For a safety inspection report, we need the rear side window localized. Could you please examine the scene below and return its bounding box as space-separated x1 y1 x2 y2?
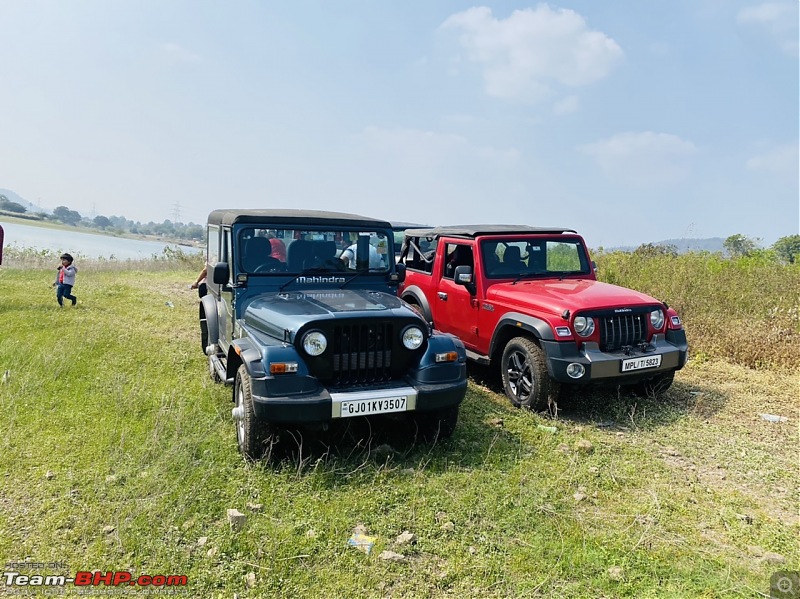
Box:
403 237 436 274
208 225 220 265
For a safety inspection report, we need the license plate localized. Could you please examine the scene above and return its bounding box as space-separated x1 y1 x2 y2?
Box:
331 387 417 418
339 396 407 418
621 354 662 372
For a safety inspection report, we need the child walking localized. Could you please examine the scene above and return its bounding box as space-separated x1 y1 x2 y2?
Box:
53 253 78 306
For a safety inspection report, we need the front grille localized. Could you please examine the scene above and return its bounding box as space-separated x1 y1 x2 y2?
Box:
331 323 393 386
599 313 647 351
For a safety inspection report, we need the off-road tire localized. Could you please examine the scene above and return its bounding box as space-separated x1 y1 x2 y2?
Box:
414 405 459 442
501 336 559 412
208 353 222 384
234 365 275 460
637 371 675 397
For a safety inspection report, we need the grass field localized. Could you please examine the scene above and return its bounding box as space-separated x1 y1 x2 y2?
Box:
0 255 797 598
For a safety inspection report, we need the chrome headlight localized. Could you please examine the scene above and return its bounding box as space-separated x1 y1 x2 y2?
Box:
650 309 665 330
573 316 595 337
401 326 424 350
302 331 327 356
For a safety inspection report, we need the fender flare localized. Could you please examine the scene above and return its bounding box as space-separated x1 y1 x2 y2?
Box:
226 337 267 384
489 312 555 359
200 295 219 352
400 285 433 323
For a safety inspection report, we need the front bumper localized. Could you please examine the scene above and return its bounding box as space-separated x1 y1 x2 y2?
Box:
540 330 689 385
249 377 467 424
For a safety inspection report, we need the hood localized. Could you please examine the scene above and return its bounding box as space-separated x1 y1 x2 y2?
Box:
487 278 661 316
243 289 411 341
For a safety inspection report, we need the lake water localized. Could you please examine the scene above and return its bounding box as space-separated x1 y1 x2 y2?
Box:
0 219 202 260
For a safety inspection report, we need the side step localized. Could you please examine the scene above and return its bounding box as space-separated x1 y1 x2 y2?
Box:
209 353 234 385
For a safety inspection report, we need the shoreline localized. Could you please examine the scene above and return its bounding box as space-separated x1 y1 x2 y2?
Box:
0 214 200 249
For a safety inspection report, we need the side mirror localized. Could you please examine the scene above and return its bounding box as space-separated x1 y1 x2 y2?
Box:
454 265 476 295
390 262 407 284
453 265 473 285
212 262 230 285
592 260 598 275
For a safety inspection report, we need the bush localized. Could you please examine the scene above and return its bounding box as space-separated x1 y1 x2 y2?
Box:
595 251 800 369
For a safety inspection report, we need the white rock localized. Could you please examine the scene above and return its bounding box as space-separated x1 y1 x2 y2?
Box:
379 550 405 562
395 531 417 545
227 509 247 531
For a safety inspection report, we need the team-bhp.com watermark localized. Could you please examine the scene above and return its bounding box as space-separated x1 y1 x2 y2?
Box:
3 562 188 595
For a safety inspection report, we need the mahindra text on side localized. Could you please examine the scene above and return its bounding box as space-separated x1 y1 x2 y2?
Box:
398 226 688 411
198 210 467 459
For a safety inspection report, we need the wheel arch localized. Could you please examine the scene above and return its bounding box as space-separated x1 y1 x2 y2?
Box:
489 313 554 363
400 285 433 323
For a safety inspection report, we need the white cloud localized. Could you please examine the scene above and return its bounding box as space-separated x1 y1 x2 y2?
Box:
161 42 200 63
440 4 623 103
579 132 698 186
358 126 520 168
746 142 799 175
553 95 579 115
736 2 799 56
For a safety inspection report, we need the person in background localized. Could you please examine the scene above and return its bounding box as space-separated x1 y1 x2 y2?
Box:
265 231 286 262
340 237 382 270
191 265 208 298
53 252 78 306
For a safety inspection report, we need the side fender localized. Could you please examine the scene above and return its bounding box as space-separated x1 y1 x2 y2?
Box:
400 285 433 323
489 312 555 358
228 337 265 380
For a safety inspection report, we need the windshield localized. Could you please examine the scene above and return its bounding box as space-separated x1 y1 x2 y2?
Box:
481 237 590 279
237 227 391 275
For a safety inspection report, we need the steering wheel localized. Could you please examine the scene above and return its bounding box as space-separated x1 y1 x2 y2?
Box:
253 257 283 273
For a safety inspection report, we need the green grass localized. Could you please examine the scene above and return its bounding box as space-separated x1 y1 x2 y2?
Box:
595 250 800 369
0 261 797 598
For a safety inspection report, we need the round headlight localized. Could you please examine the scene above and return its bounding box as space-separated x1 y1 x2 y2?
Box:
573 316 595 337
650 309 665 330
302 331 327 356
401 326 425 350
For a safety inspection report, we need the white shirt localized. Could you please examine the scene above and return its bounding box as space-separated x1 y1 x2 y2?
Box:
341 242 383 270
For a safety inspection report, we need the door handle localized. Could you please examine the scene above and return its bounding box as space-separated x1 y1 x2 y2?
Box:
437 292 448 300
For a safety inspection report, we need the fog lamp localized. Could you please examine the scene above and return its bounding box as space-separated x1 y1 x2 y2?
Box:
566 363 585 379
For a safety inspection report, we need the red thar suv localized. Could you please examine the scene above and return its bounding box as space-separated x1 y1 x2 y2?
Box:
398 226 688 411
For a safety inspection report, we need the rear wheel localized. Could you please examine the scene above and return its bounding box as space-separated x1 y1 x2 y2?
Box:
208 353 222 383
501 336 559 412
232 365 275 460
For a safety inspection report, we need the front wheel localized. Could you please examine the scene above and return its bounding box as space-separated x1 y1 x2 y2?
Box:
500 336 558 412
637 371 675 397
232 365 275 460
413 405 459 441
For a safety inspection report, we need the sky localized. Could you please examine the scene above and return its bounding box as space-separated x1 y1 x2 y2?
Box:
0 1 797 248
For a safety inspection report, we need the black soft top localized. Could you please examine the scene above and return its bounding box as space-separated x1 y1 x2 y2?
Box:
404 225 578 239
207 209 392 229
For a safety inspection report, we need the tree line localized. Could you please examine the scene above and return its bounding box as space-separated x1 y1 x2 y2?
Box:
0 195 203 242
1 194 798 260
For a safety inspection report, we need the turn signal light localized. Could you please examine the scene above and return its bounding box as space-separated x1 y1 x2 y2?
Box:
270 362 298 374
435 352 458 363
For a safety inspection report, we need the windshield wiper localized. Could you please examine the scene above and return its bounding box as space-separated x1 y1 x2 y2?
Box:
339 272 364 289
511 272 542 285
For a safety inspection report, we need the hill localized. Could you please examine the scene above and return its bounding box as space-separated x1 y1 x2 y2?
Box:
0 188 46 214
603 237 726 254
